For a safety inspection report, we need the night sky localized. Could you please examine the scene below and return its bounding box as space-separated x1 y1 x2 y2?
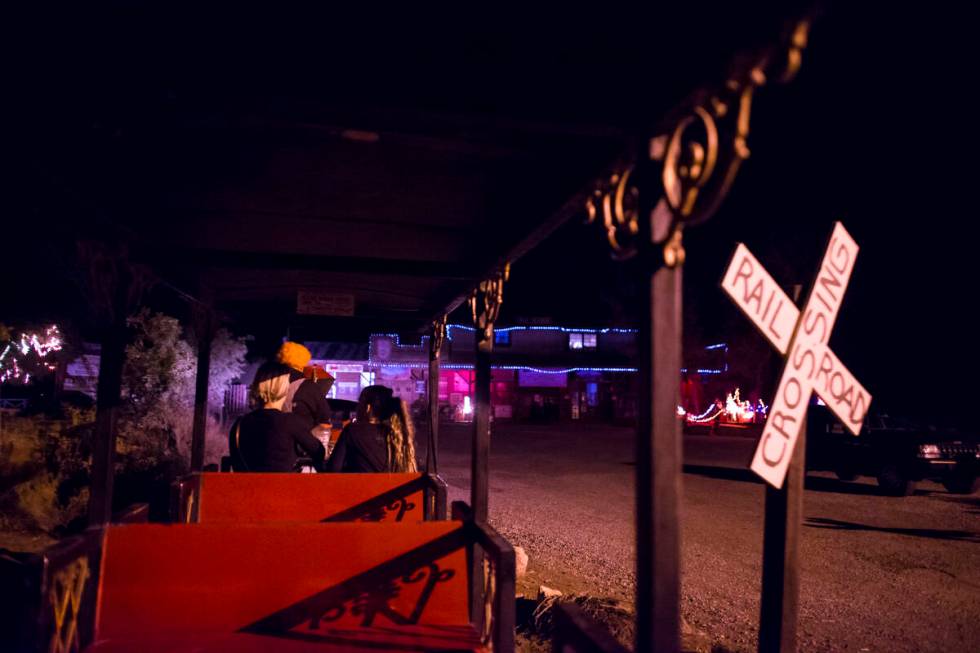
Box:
4 4 975 427
502 4 977 427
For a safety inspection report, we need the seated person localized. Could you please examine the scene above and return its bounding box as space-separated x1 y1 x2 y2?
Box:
326 385 418 473
228 362 326 472
276 341 334 430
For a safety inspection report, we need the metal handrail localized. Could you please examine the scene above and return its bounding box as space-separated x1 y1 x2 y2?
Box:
452 500 516 653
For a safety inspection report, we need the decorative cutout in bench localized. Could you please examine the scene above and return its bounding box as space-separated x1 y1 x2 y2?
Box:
321 479 425 522
240 526 469 646
49 556 89 653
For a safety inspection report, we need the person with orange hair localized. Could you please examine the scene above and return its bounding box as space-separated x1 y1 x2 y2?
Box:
277 341 334 433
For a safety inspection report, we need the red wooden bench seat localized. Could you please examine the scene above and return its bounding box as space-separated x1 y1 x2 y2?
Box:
92 522 477 650
98 523 468 633
83 625 484 652
31 514 514 652
30 503 513 652
172 472 447 524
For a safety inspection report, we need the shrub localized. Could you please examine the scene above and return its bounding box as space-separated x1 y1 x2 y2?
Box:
1 311 248 538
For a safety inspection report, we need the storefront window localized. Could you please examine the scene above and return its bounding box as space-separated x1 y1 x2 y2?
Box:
568 332 597 350
335 382 361 401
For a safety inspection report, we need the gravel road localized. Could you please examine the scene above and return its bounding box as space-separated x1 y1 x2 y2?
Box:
430 422 980 652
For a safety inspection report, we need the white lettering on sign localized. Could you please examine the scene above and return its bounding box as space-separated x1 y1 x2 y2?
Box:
811 345 871 435
722 244 800 355
721 222 872 489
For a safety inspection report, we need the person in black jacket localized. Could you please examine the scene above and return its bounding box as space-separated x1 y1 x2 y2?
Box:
326 385 418 473
276 341 333 430
228 362 325 472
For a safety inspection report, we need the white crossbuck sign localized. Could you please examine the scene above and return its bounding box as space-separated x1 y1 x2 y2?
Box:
721 222 872 489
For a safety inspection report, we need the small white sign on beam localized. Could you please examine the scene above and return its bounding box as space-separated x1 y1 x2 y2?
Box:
296 291 355 317
722 222 872 489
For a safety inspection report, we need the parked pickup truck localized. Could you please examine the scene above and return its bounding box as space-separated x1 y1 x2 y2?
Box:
806 405 980 496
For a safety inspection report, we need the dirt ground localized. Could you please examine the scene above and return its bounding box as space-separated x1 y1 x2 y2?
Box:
433 422 980 653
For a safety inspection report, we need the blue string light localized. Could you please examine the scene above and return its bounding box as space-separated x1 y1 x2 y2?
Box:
372 333 427 349
366 326 728 375
446 325 637 335
368 361 638 374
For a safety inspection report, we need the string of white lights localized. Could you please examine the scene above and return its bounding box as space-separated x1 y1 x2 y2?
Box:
0 325 63 384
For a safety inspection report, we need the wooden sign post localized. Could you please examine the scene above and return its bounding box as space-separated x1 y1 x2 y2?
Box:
721 222 872 652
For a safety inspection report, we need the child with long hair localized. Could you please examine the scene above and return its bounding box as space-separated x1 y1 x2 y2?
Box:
326 385 418 473
382 397 418 473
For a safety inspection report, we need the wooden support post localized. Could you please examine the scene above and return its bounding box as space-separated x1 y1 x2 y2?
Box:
759 429 805 653
636 259 683 653
190 311 213 472
190 335 211 471
88 294 129 526
757 283 804 653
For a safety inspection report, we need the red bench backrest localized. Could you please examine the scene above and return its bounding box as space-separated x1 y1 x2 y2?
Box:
96 522 470 640
185 473 427 523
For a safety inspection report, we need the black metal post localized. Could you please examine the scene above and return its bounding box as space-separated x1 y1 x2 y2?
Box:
190 311 213 472
472 329 492 523
426 320 444 475
636 257 683 653
468 275 502 635
468 272 504 523
628 157 685 651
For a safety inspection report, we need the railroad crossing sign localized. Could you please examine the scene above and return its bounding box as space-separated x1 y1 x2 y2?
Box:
722 222 872 488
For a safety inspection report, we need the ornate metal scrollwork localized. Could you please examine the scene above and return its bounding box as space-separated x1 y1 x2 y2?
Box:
430 314 448 360
469 265 509 342
585 166 640 261
772 20 811 84
49 556 90 653
588 18 812 267
355 497 417 522
185 489 195 524
309 562 455 629
480 556 497 646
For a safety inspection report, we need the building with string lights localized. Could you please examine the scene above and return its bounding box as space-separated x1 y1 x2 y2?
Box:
57 324 752 426
304 325 735 424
